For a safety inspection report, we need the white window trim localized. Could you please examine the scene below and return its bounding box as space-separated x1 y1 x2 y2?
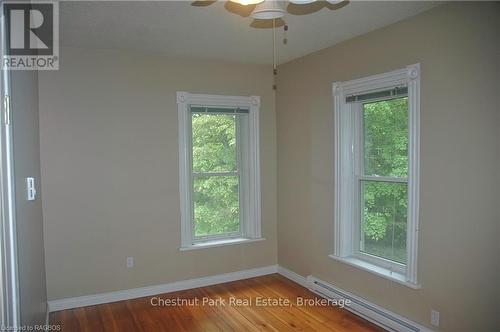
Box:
177 91 262 250
331 64 421 288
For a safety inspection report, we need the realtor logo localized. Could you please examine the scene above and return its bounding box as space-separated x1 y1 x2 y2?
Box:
2 1 59 70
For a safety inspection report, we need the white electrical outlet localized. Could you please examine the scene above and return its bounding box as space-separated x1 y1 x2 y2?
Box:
126 257 134 268
431 309 440 327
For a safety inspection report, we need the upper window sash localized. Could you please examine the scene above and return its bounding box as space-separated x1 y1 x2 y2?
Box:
332 64 421 287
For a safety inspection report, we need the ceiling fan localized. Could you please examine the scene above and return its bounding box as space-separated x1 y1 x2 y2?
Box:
192 0 347 21
191 0 348 89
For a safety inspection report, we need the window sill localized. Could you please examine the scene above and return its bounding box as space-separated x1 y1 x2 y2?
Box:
180 237 265 251
329 255 421 289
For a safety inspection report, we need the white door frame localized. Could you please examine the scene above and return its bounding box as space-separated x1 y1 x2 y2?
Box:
0 6 20 329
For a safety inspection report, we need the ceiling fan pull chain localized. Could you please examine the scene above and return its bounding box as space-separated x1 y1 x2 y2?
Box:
283 24 288 45
272 18 277 90
273 18 277 72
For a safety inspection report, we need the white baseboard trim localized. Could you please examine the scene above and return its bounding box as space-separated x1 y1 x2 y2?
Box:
277 265 308 287
48 264 278 312
277 266 433 332
308 275 433 332
48 263 432 332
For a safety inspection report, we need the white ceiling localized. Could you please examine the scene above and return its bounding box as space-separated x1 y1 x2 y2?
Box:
60 1 439 65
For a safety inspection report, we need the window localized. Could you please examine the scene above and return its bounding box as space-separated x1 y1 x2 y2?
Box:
331 65 420 288
177 92 262 250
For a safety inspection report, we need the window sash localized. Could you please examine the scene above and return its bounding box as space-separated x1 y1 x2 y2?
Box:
352 100 409 271
189 112 245 242
354 178 408 274
191 174 242 242
357 175 407 183
353 250 406 274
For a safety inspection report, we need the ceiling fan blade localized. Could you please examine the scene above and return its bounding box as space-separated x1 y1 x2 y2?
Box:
224 1 256 17
191 0 217 7
325 0 349 10
286 0 348 14
250 18 286 29
286 1 326 15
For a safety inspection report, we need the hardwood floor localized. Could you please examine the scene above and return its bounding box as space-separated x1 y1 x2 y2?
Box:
50 274 385 332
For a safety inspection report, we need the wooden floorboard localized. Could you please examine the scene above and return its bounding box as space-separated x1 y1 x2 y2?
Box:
50 274 385 332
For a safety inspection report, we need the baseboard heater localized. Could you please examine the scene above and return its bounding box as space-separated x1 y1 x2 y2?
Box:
306 276 433 332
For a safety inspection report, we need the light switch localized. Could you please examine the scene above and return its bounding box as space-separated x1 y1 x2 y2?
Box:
26 177 36 201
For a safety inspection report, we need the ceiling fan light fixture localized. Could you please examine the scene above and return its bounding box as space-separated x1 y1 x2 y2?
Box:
230 0 264 5
251 0 286 19
326 0 343 4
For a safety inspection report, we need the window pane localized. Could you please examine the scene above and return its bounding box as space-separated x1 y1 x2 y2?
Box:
192 113 237 173
361 181 407 264
363 97 408 177
193 175 240 237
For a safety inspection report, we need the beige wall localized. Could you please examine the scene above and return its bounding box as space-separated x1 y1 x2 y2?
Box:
38 3 500 331
276 3 499 332
38 48 277 300
12 71 47 325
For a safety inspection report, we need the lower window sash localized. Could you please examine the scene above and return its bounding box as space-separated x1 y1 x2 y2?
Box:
353 251 406 275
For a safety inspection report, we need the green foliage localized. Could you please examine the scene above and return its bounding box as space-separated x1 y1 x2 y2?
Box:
363 97 408 177
192 113 240 237
361 98 408 263
194 176 239 237
192 114 236 173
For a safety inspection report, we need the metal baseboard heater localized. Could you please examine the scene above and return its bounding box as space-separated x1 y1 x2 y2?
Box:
306 276 433 332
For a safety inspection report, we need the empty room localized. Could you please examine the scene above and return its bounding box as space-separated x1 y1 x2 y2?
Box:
0 1 499 331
